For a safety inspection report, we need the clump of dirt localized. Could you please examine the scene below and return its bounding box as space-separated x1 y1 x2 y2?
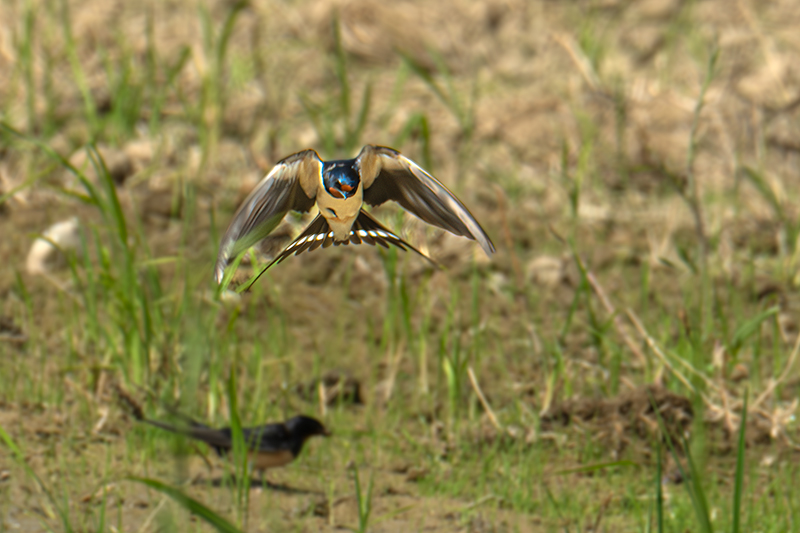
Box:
113 382 145 421
541 385 694 456
704 398 800 453
0 316 26 345
297 371 364 406
539 384 798 460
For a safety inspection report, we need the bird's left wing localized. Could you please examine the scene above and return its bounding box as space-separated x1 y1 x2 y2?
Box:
214 150 322 283
358 145 495 256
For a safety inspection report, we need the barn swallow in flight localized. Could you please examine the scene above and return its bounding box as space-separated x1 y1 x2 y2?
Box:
141 413 329 479
214 145 495 285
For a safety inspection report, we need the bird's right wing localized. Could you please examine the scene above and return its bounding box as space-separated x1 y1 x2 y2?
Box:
214 149 322 283
358 145 495 256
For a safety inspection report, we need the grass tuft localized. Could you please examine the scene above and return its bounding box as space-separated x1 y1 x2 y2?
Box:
128 477 245 533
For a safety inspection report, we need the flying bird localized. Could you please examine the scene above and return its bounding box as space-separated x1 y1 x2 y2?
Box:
214 144 495 284
140 413 330 478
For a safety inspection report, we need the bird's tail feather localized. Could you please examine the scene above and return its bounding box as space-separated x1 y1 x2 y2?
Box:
346 210 435 265
161 406 213 430
240 210 437 290
142 419 233 453
272 210 435 265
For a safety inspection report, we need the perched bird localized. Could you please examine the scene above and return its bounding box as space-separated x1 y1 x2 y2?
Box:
215 144 495 284
140 413 330 479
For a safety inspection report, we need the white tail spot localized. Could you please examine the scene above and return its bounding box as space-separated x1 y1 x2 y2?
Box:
368 230 378 238
316 233 325 241
358 230 368 237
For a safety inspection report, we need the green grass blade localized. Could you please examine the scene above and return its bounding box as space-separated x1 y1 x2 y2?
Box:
348 463 374 533
149 45 191 133
554 460 639 475
0 122 102 207
655 440 663 533
233 254 275 293
332 11 351 130
682 435 713 532
127 477 245 533
20 3 37 133
740 167 784 222
541 482 570 533
227 366 250 520
215 252 247 294
59 0 99 136
393 113 432 169
299 92 334 154
350 81 372 151
729 306 779 358
647 390 712 533
401 51 453 111
732 391 748 533
0 425 73 532
215 1 249 80
87 144 129 245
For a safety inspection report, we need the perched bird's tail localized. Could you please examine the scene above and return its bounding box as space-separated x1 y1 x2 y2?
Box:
115 385 232 455
140 419 233 456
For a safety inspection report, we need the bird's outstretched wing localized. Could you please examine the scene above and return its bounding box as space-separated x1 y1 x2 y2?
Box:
214 149 322 283
358 145 495 256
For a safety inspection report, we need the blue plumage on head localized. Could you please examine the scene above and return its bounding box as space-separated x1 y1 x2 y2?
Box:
322 161 360 198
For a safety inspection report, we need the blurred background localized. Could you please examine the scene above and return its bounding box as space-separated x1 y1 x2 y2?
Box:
1 0 799 531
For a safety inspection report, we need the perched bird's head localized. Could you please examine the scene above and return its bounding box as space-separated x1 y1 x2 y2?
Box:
322 161 360 199
286 415 331 439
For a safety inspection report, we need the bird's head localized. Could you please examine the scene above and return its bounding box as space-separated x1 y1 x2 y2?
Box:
286 415 331 439
322 161 360 199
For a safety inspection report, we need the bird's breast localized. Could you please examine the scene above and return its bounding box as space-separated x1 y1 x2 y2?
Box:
248 449 295 471
316 183 363 241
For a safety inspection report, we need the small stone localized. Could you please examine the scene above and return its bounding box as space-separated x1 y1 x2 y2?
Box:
26 217 82 275
526 255 563 287
219 290 242 306
729 364 749 383
123 139 155 170
69 146 135 186
102 150 134 185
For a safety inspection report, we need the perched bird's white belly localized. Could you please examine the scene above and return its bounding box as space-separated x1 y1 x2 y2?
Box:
316 184 364 241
